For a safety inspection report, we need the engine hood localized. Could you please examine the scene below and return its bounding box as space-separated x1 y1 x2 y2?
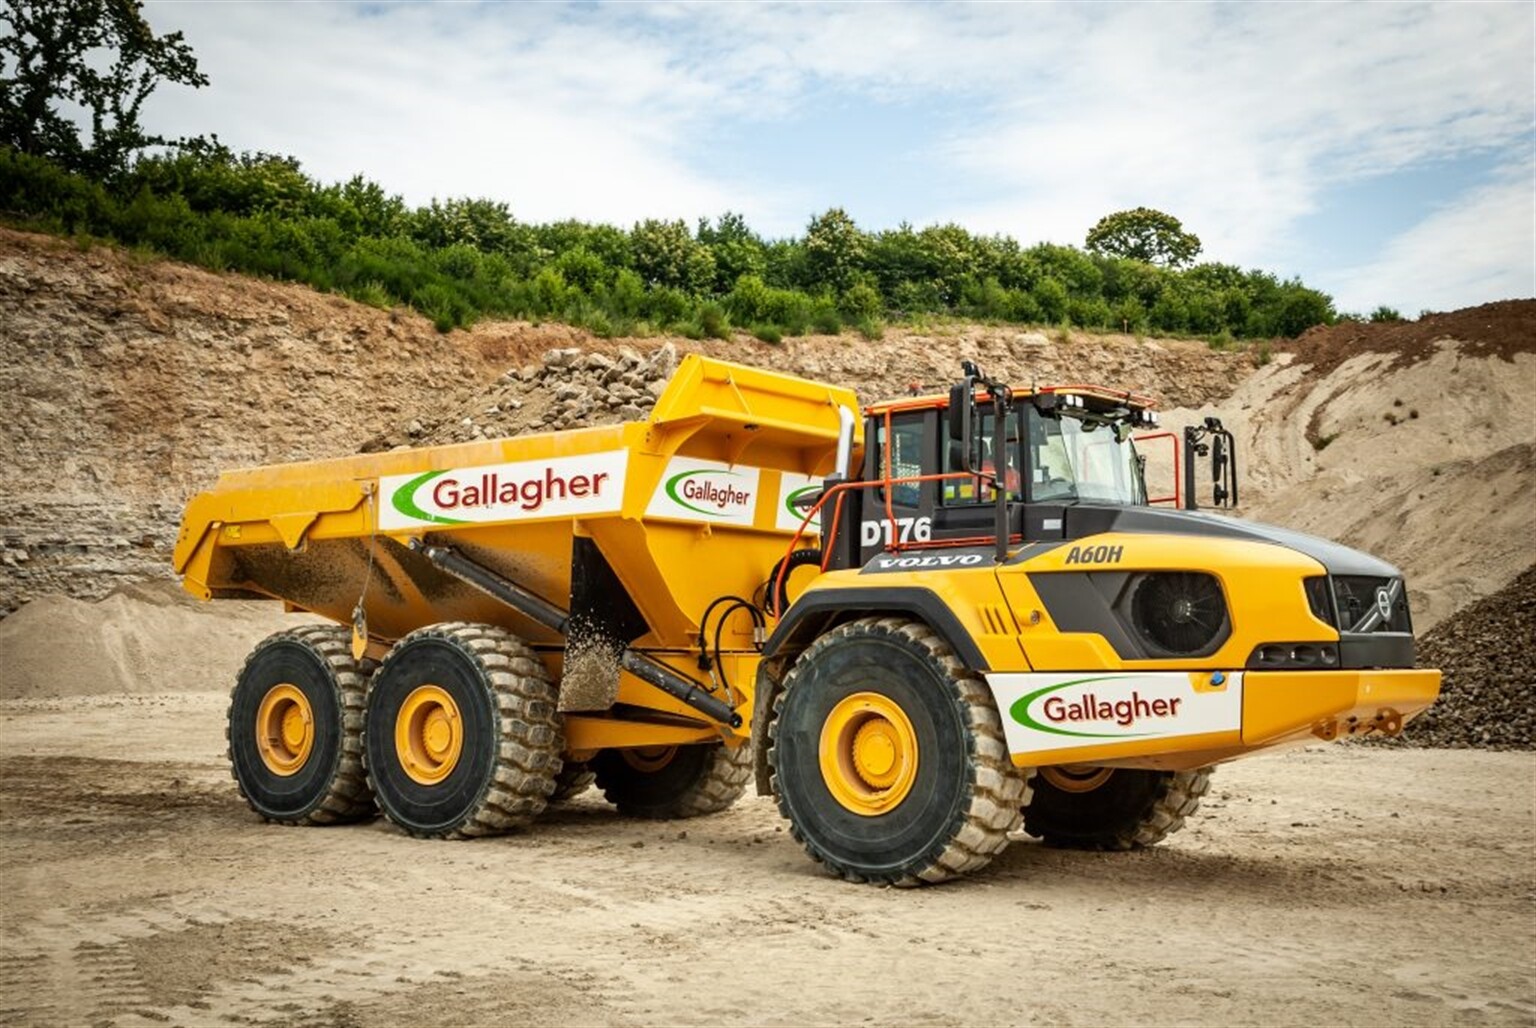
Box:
1058 504 1402 579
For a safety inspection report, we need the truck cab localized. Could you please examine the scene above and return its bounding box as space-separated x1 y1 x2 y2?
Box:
821 374 1165 571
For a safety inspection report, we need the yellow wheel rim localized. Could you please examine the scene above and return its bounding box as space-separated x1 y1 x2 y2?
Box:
819 692 919 816
396 685 464 785
621 746 677 773
255 684 314 776
1041 765 1115 794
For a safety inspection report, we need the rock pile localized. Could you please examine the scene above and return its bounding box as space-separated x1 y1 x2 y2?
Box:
365 343 678 449
1394 564 1535 750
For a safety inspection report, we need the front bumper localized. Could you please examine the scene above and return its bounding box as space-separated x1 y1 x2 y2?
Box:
987 667 1443 770
1242 667 1442 746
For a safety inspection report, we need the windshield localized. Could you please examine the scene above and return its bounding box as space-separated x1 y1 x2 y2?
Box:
1027 408 1146 505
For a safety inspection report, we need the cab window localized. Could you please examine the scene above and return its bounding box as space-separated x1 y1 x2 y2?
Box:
874 414 925 507
941 409 1023 505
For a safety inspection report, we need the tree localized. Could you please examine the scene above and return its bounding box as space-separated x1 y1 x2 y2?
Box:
802 207 867 293
630 218 714 293
1 0 208 178
1085 207 1202 268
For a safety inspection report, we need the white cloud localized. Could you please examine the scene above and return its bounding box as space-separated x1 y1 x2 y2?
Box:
924 2 1533 269
133 1 1533 309
1327 157 1536 315
142 2 759 225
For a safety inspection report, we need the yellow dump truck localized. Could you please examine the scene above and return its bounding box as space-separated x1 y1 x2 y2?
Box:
176 355 1440 885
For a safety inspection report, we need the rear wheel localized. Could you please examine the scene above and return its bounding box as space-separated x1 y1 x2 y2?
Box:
592 743 750 819
767 617 1029 886
549 761 596 804
1022 765 1213 850
364 622 561 838
226 625 374 825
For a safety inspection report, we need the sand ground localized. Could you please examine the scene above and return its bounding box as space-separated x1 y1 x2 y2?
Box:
1 693 1531 1027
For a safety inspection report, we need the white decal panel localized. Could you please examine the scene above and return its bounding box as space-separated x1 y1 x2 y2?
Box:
646 457 762 527
379 451 628 530
776 472 823 533
984 672 1243 757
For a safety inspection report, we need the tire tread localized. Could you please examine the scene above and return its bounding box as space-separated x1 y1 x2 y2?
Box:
364 621 561 840
226 624 375 826
766 616 1032 886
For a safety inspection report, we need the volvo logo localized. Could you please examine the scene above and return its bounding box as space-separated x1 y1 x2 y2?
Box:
1375 586 1394 622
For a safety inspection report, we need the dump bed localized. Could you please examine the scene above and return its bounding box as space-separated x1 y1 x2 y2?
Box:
176 356 861 654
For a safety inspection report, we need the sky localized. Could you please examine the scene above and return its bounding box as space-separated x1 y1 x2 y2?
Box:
138 1 1534 317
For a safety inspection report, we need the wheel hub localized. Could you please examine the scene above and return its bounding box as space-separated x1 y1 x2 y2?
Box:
820 692 919 816
620 745 677 774
396 685 463 785
255 683 314 776
1040 764 1115 793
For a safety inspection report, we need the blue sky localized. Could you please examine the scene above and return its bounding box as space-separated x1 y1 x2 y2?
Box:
141 1 1533 316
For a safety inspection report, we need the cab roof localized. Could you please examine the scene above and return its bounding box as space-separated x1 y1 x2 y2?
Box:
865 382 1159 417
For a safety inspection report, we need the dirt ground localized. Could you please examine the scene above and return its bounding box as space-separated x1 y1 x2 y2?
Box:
1 694 1530 1027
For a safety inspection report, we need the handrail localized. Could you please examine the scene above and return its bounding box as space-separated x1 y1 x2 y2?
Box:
771 468 979 618
1134 430 1182 507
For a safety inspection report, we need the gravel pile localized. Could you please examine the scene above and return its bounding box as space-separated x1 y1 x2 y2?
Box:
1395 564 1535 749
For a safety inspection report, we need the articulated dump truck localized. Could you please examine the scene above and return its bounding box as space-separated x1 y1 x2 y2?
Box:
176 355 1440 885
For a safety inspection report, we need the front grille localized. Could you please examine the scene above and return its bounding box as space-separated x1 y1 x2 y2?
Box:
1331 575 1412 634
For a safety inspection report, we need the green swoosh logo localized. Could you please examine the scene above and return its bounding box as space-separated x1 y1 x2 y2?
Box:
784 484 819 521
665 469 741 518
1010 675 1155 738
391 469 466 526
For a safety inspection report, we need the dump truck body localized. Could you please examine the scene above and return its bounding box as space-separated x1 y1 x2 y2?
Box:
178 356 856 750
180 354 1440 885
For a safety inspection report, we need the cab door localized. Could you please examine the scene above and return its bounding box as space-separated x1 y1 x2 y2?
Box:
856 409 935 565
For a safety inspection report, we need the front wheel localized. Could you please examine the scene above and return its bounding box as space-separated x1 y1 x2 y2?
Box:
1022 765 1213 850
767 616 1030 886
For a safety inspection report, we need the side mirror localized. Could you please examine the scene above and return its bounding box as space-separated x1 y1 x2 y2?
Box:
947 382 969 442
947 439 968 473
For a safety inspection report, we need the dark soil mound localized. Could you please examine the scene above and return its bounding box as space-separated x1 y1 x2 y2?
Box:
1284 299 1536 374
1398 564 1536 749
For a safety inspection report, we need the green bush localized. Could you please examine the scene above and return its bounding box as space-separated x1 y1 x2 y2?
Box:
809 297 842 335
751 324 783 344
644 286 692 329
699 300 731 340
839 281 883 321
0 147 1345 342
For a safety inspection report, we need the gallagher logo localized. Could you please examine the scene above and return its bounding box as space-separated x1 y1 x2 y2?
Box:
1010 675 1183 738
774 472 823 533
665 470 753 517
648 459 762 526
783 484 820 522
378 452 628 530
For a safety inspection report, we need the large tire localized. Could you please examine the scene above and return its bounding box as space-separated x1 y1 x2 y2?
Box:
767 616 1030 886
226 624 374 825
1022 765 1213 850
363 622 561 839
592 743 750 819
549 761 596 804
